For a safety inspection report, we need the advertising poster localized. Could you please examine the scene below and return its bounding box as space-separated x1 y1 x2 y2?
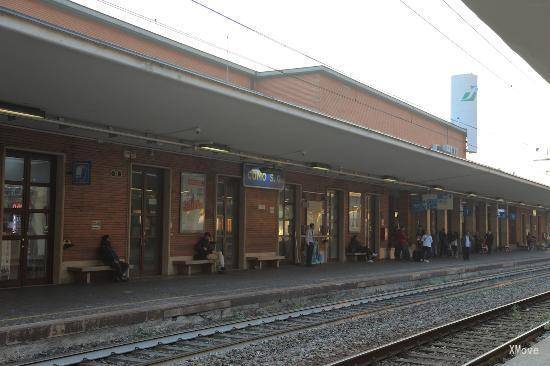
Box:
180 173 206 233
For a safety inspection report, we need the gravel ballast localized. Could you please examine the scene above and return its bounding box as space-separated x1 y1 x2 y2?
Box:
176 274 550 366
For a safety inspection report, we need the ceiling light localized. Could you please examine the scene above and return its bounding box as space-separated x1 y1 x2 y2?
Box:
467 192 477 198
198 143 230 153
431 185 444 191
309 162 331 171
382 175 398 183
496 198 505 202
0 101 45 120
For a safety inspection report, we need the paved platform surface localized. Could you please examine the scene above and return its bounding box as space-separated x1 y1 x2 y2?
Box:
1 251 549 345
504 334 550 366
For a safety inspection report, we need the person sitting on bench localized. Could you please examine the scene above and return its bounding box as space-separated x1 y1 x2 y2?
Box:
194 232 225 272
349 235 377 262
100 235 129 281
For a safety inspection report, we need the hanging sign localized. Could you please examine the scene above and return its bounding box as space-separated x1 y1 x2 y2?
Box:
422 193 453 210
243 164 284 190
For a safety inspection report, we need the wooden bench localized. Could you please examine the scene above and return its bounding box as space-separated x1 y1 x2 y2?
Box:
346 252 369 262
173 259 215 276
246 254 285 269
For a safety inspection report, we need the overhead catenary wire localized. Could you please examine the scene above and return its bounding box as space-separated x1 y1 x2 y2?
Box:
398 0 512 88
440 0 534 82
92 0 474 147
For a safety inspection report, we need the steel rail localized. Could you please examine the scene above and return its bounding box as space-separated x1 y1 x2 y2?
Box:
327 291 550 366
16 264 550 366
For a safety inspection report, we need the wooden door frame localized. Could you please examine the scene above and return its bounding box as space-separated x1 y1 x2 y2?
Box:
128 163 171 277
1 147 64 287
215 174 243 269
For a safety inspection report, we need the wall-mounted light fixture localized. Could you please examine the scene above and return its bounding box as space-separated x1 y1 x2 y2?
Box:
382 175 398 183
198 143 230 153
0 101 45 120
309 162 331 171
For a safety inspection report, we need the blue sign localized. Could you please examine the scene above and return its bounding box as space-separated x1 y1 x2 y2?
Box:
72 161 91 185
462 207 472 217
497 208 507 219
411 200 425 212
243 164 284 190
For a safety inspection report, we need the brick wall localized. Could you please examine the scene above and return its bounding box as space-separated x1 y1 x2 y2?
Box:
0 0 253 89
0 125 242 264
256 72 467 157
245 187 278 253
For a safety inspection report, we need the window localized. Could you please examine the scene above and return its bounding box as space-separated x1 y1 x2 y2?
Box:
180 173 206 233
349 192 362 233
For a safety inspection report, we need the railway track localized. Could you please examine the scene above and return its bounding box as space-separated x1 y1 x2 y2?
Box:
19 264 550 366
329 291 550 366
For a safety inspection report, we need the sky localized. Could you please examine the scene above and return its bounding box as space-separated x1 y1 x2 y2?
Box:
73 0 550 185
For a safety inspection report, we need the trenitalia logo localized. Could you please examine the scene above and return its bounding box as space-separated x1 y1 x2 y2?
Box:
460 85 478 102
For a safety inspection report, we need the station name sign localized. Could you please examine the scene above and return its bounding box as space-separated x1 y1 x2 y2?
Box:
243 164 284 190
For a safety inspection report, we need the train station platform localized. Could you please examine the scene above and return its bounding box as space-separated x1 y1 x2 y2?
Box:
1 250 550 346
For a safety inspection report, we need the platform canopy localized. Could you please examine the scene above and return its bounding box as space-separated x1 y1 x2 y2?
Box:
463 0 550 83
1 7 550 208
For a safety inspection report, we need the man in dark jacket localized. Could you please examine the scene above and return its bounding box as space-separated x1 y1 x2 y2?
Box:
349 235 376 262
485 231 494 254
100 235 129 281
194 232 225 271
438 229 448 257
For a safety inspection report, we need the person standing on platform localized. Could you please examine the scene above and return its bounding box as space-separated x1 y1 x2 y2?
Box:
305 223 315 267
462 231 472 261
485 231 494 254
438 229 448 257
398 228 409 260
420 231 433 263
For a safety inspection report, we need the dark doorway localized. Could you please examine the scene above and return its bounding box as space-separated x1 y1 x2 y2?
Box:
2 151 56 287
130 166 164 276
216 176 240 269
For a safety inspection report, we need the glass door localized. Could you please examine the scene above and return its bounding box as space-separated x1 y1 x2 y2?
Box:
365 195 378 252
278 185 295 261
327 190 339 261
2 151 55 287
130 166 163 276
216 177 240 269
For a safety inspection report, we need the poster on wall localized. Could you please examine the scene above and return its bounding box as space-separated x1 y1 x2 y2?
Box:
180 173 206 233
349 192 362 233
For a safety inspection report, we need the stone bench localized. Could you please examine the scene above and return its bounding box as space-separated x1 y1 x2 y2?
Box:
346 252 369 262
173 259 216 276
67 265 122 284
246 254 285 269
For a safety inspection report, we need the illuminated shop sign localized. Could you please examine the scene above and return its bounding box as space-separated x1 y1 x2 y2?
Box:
243 164 284 190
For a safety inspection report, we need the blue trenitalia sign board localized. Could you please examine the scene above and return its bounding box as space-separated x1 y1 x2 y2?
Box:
243 164 284 190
